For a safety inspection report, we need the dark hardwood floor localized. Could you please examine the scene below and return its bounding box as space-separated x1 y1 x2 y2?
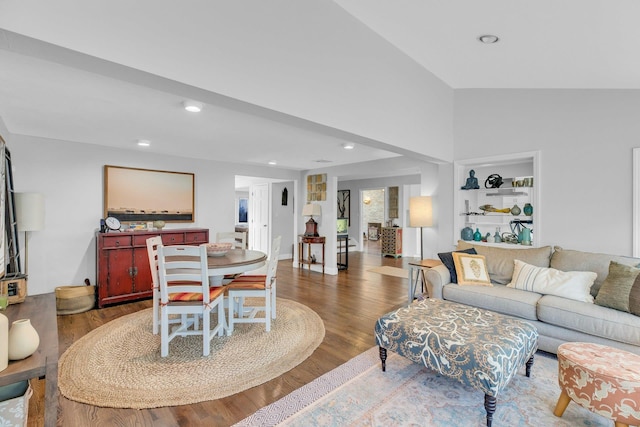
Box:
28 250 414 426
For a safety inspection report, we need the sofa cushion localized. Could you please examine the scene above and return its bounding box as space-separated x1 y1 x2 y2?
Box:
438 248 477 283
452 252 491 286
537 295 640 346
595 261 640 315
507 259 596 303
443 283 541 321
456 241 553 284
550 246 640 297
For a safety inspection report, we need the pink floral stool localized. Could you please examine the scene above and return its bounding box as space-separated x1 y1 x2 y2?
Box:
554 342 640 427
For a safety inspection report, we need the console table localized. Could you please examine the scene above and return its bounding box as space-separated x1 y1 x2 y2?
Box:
337 234 349 270
298 235 325 274
0 293 58 427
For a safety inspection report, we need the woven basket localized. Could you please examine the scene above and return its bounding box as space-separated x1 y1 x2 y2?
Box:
55 285 96 315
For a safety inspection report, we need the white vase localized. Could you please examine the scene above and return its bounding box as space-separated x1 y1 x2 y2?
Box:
0 313 8 371
8 318 40 361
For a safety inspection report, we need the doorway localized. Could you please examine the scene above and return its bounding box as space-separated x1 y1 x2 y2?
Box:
361 188 385 255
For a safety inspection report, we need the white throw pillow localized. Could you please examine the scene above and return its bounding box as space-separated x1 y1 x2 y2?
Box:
506 259 597 303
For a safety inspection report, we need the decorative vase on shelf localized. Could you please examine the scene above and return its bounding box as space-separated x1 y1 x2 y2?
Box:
510 204 521 216
473 228 482 241
8 318 40 361
0 313 8 372
494 227 502 243
461 226 474 241
523 203 533 216
486 233 495 243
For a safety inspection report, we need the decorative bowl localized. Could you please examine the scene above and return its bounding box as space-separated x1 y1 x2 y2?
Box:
206 242 233 257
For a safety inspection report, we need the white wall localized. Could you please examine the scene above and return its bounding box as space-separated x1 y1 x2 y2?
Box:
453 89 640 256
270 181 294 259
8 134 299 295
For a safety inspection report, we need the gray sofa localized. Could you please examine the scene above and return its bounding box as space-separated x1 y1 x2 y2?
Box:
425 241 640 355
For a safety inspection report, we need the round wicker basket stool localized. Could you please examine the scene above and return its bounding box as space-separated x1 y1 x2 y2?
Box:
554 342 640 427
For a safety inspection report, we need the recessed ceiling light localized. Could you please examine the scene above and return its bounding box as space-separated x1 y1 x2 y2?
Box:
183 100 203 112
314 159 333 163
478 35 499 44
137 139 151 147
268 160 277 165
342 143 355 150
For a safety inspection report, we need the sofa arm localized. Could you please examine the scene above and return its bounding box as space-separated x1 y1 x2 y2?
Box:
425 265 452 299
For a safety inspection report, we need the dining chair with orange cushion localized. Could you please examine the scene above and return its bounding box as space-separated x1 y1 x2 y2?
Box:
216 231 248 283
227 236 281 335
216 231 247 249
157 244 225 357
146 236 164 335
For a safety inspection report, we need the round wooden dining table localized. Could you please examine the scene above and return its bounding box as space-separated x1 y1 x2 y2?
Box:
207 249 267 285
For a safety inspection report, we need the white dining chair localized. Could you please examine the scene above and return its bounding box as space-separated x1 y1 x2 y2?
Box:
226 236 281 335
145 236 163 335
216 231 247 249
157 244 225 357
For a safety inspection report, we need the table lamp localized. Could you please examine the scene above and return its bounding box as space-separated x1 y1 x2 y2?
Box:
302 203 322 237
409 196 433 259
15 192 45 276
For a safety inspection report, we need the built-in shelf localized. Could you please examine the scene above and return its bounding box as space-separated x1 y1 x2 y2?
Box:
454 151 541 246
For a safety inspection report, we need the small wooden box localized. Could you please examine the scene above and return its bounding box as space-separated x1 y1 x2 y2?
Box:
1 276 27 304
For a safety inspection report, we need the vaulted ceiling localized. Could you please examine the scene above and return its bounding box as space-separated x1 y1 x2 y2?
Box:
1 1 638 171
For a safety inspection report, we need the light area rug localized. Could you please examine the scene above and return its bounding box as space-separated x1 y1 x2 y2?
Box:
235 347 609 427
367 266 408 279
58 298 324 409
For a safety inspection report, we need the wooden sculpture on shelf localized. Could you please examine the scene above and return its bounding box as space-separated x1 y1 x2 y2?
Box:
478 204 511 213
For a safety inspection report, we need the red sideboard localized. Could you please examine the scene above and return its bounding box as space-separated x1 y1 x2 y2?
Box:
96 228 209 307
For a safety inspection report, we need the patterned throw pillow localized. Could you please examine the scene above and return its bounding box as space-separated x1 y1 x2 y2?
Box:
507 259 596 303
437 248 477 283
452 252 492 286
595 261 640 315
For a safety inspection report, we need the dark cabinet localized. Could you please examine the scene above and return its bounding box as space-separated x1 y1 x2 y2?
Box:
96 228 209 307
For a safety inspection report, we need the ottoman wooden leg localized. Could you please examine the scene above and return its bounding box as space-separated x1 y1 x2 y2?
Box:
553 390 571 417
379 346 387 372
614 422 629 427
484 394 496 427
525 355 534 377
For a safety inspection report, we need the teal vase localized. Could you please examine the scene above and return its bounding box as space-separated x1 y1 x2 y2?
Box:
473 228 482 241
461 227 474 241
523 203 533 216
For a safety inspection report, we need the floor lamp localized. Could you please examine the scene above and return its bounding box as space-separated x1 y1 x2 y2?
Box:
15 192 45 277
409 196 433 260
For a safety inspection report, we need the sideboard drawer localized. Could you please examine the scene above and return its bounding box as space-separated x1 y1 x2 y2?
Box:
185 231 208 243
101 235 132 248
161 233 185 245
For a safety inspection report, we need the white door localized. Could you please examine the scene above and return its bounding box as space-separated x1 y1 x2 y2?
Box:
249 183 270 254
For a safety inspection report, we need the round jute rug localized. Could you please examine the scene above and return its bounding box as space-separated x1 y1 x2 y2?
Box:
58 298 325 409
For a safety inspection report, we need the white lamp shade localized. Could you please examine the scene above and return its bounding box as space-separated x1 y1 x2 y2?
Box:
409 196 433 227
15 192 45 231
302 203 322 217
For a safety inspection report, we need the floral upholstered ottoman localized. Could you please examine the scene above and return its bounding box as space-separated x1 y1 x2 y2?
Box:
374 298 538 427
554 342 640 427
